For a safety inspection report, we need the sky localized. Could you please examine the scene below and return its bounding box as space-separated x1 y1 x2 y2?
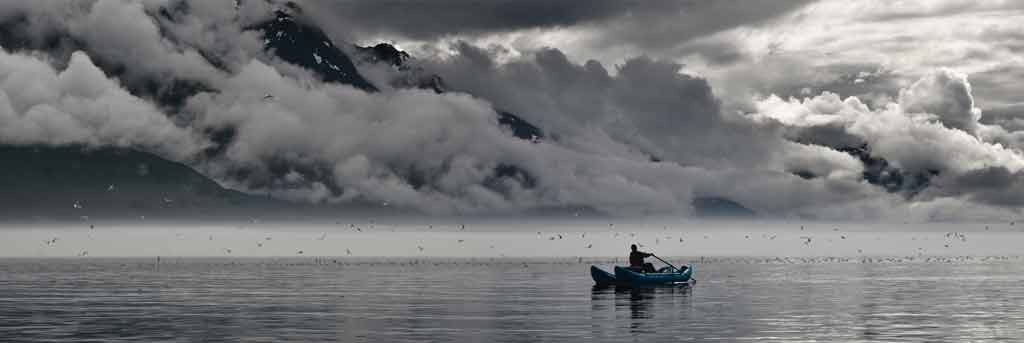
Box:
1 0 1024 222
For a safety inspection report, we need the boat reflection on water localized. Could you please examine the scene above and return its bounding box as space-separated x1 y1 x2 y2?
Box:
590 283 693 333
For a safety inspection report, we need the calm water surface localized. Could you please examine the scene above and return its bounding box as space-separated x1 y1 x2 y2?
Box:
1 258 1022 342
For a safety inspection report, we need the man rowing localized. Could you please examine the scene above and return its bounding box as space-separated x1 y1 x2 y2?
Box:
629 244 657 273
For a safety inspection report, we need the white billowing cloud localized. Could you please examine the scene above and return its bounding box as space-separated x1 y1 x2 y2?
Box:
71 0 219 81
0 0 269 87
779 142 863 180
898 68 981 134
7 1 210 79
189 61 524 213
0 49 203 160
754 68 1024 211
850 108 1023 175
184 59 750 216
140 0 269 72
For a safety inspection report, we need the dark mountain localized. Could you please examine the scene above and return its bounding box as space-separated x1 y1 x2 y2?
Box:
790 146 936 197
0 145 414 222
496 111 543 141
837 145 937 196
692 197 756 218
0 145 270 221
791 170 816 180
356 43 411 68
255 5 377 92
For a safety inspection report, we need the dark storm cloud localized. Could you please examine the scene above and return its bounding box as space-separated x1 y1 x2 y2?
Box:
301 0 671 40
302 0 813 55
963 66 1024 110
926 167 1024 208
586 0 813 52
980 104 1024 131
415 42 773 169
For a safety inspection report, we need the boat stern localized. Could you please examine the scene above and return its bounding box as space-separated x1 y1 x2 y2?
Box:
590 265 617 285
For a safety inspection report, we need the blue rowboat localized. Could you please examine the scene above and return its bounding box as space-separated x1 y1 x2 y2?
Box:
591 264 693 286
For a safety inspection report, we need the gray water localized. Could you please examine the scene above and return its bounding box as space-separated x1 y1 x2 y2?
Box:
1 258 1022 342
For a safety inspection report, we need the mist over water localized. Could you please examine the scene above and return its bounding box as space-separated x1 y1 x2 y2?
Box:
3 219 1023 258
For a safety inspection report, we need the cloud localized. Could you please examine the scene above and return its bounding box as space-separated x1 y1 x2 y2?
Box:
418 44 764 168
335 41 897 216
927 166 1024 207
581 0 813 53
980 103 1024 131
3 0 1024 220
0 0 273 102
898 69 981 134
299 0 811 43
143 0 269 72
0 0 890 218
0 49 203 160
0 1 213 79
297 0 1023 118
181 55 866 217
754 69 1024 210
302 0 812 69
301 0 666 41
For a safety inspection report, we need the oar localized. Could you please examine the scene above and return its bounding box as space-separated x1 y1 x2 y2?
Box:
651 254 681 273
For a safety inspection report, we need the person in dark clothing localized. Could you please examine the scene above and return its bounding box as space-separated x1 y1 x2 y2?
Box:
629 244 657 273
